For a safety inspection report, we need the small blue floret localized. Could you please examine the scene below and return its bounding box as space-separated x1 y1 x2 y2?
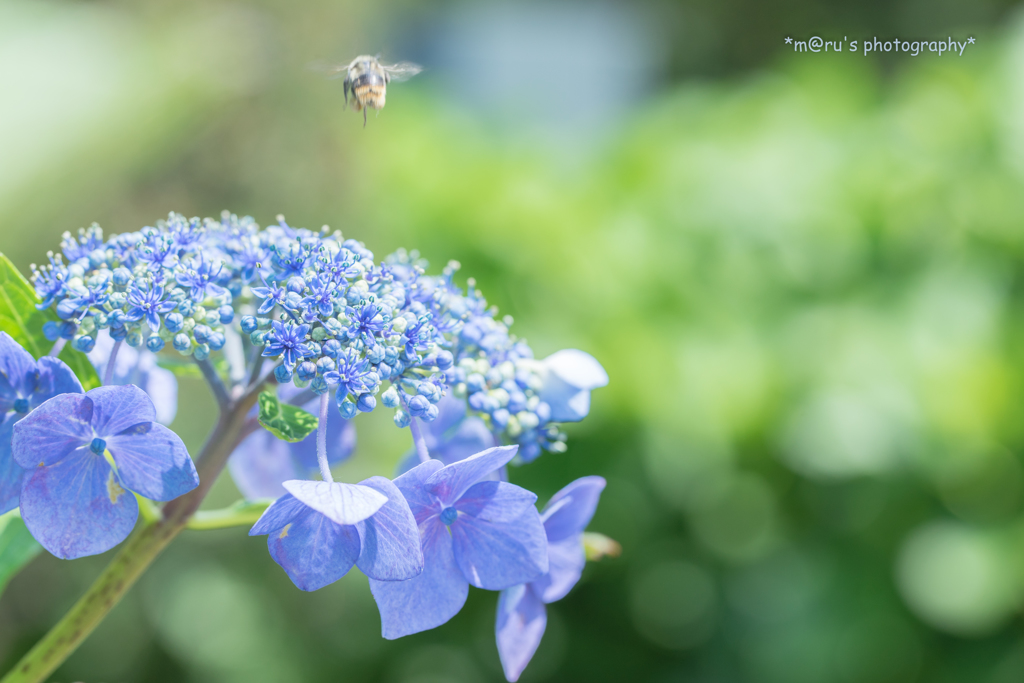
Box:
89 437 107 455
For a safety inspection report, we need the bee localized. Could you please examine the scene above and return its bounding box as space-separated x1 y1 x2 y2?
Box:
320 55 422 126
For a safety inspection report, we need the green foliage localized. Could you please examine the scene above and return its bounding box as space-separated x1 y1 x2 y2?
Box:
257 391 317 443
0 254 100 390
0 510 41 596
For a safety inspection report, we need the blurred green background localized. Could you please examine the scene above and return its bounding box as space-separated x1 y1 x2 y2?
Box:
3 0 1024 681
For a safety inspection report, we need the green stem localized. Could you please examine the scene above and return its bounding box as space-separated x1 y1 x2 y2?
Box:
186 499 273 531
0 380 267 683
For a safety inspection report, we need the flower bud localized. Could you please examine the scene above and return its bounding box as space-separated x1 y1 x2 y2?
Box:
109 326 128 342
275 365 293 383
193 343 210 361
408 395 430 417
218 305 234 325
146 336 165 353
193 325 212 344
240 315 259 334
126 331 143 348
311 376 329 395
59 322 78 340
357 394 376 412
338 398 358 419
208 333 226 351
382 386 400 408
287 276 306 294
316 357 336 375
112 267 133 287
173 333 192 354
74 335 95 353
393 408 411 428
436 350 454 370
165 312 185 333
296 361 317 382
43 321 60 342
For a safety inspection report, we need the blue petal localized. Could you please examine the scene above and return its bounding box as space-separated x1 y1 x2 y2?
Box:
455 481 537 524
543 349 608 390
424 446 519 506
368 517 468 639
33 357 83 407
495 584 547 683
451 506 548 590
20 450 138 559
423 394 469 448
530 535 586 604
355 476 423 581
432 416 494 464
12 393 93 468
88 385 157 437
539 351 607 423
249 493 307 535
393 459 444 524
540 476 606 543
107 422 197 501
0 416 25 514
0 333 37 410
229 429 297 499
266 504 361 591
282 480 387 526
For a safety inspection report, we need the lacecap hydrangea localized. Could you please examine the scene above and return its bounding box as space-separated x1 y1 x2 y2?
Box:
19 211 611 682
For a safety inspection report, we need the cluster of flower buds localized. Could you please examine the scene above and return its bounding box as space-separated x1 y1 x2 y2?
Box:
32 216 235 362
32 212 605 462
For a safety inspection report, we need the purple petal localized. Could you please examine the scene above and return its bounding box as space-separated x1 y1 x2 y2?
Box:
0 416 24 514
451 506 548 590
107 422 197 501
424 446 519 506
88 385 157 437
530 535 586 604
541 476 606 543
495 584 547 683
393 459 444 524
282 480 387 526
266 504 361 591
455 481 537 524
12 393 93 468
355 476 423 581
20 450 138 559
0 333 37 409
249 493 307 535
369 518 468 639
229 429 297 499
33 357 84 407
424 394 469 447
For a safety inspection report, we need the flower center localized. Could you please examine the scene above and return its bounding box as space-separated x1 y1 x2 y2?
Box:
439 506 458 526
89 437 107 455
13 398 29 414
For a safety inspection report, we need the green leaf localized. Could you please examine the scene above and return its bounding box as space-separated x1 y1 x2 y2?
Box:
0 253 101 390
0 510 42 595
258 390 318 442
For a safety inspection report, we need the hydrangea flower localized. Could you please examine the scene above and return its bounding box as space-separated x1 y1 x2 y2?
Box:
249 476 422 590
228 385 356 499
538 350 608 423
88 331 178 425
0 333 83 514
369 445 548 639
12 385 198 559
495 476 606 681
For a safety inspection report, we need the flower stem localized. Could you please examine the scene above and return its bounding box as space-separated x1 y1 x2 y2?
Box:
0 378 267 683
410 417 431 464
316 391 332 482
102 340 122 386
46 338 65 357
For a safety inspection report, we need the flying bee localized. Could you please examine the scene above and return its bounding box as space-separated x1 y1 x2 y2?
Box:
319 55 422 126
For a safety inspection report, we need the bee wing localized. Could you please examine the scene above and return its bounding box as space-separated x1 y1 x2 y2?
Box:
307 60 350 80
382 61 423 83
